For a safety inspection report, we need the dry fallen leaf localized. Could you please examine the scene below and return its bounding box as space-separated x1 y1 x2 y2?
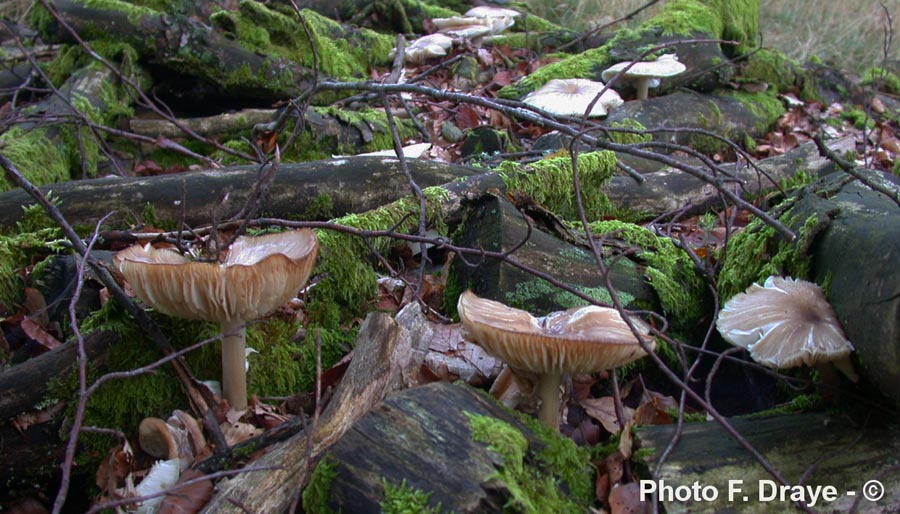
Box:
581 396 634 434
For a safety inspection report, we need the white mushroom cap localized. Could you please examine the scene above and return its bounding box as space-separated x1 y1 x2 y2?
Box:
432 15 513 36
601 54 686 100
601 53 687 83
716 276 855 369
115 229 319 323
522 78 623 117
465 6 521 18
457 290 654 375
393 33 454 64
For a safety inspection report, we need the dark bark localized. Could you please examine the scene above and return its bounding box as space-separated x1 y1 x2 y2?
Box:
0 331 118 421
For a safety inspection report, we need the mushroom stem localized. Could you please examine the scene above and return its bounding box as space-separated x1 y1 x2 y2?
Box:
537 371 563 429
221 319 248 410
635 78 651 101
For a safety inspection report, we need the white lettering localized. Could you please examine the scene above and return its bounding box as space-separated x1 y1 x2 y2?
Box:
640 480 657 501
756 481 839 507
728 480 743 501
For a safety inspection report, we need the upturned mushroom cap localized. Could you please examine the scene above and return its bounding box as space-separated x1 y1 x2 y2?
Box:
115 229 318 323
522 78 623 117
457 290 654 375
601 53 686 85
432 15 512 37
716 276 855 368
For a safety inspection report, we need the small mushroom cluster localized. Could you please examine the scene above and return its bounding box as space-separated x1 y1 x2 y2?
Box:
393 6 520 64
458 291 654 429
716 275 858 382
115 229 319 411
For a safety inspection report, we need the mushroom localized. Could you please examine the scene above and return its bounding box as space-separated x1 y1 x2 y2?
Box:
601 53 686 100
391 33 454 65
716 275 858 382
464 6 521 19
522 78 623 117
457 290 654 429
115 229 319 410
432 14 513 42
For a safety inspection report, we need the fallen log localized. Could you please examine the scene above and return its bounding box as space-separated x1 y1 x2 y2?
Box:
0 157 481 229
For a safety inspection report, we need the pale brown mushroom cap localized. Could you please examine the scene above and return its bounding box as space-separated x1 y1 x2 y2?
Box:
457 290 654 375
464 6 521 18
601 53 686 88
115 229 318 323
522 78 623 117
716 276 855 368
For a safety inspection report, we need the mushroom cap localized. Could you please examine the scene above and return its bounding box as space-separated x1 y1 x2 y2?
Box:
457 290 654 375
522 78 623 117
601 53 686 85
138 417 179 460
465 6 521 18
432 15 512 36
716 276 855 368
395 33 454 64
115 229 318 323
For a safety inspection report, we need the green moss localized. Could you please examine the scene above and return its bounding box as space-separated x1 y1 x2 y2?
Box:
465 412 594 511
498 45 612 98
0 128 71 191
717 210 823 300
645 0 759 56
0 203 65 308
725 90 787 134
303 456 339 514
585 220 706 326
841 107 876 130
605 119 652 145
381 479 445 514
861 67 900 95
498 151 618 220
500 279 636 314
76 0 158 18
308 187 449 327
211 3 393 82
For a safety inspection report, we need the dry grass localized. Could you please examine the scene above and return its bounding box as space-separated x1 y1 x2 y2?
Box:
523 0 898 73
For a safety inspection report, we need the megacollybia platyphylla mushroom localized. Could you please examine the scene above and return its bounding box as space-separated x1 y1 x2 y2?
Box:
522 78 624 117
716 275 858 383
115 229 319 410
601 53 686 100
457 290 654 429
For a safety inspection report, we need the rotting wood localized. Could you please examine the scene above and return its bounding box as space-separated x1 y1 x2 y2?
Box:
199 302 433 513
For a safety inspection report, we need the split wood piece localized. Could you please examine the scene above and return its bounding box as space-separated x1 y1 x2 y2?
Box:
198 302 433 513
636 412 900 513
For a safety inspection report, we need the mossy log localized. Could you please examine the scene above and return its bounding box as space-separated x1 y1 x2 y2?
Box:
635 412 900 513
320 381 593 513
38 0 313 101
0 157 481 229
199 303 432 513
0 64 127 191
449 194 659 315
795 170 900 405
